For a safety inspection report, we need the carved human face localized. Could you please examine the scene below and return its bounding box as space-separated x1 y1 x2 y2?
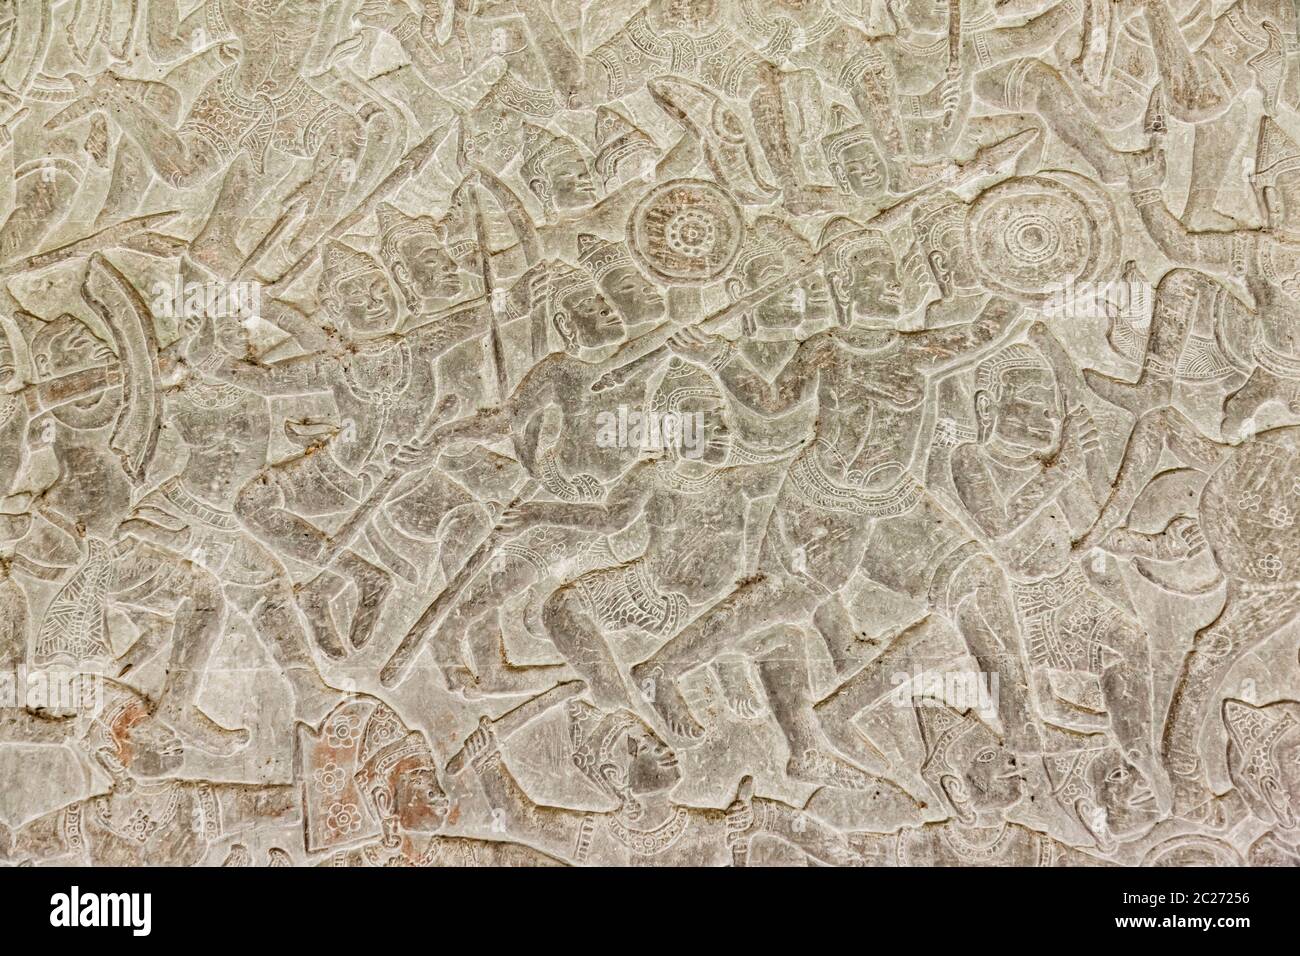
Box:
124 717 186 778
948 725 1023 817
393 761 450 833
1085 750 1160 839
832 139 885 199
34 318 113 379
599 263 665 325
395 233 463 309
838 246 902 321
748 256 834 331
1264 722 1300 828
557 287 625 350
1228 710 1300 830
920 223 979 297
986 366 1062 453
327 268 396 335
540 149 597 211
618 719 681 794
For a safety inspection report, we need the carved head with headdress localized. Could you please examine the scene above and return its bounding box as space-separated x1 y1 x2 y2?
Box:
823 223 900 324
15 310 119 427
318 240 397 336
646 358 734 466
298 697 448 853
376 202 470 314
567 700 679 815
972 342 1062 453
577 232 665 325
85 680 184 781
28 312 115 380
912 192 978 298
730 215 830 332
1045 746 1160 852
549 266 625 352
915 698 1023 826
594 106 657 193
1224 697 1300 830
521 123 597 216
353 701 447 837
821 104 884 199
1253 116 1300 238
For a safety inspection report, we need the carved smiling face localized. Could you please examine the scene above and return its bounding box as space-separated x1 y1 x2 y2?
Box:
831 139 886 199
617 719 682 795
941 721 1024 818
556 285 625 350
838 245 902 321
325 268 397 336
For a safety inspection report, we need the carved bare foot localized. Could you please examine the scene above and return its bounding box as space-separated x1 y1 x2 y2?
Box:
711 658 764 719
221 844 253 867
164 706 250 757
345 558 393 650
299 585 347 661
632 663 706 742
787 748 881 792
1182 206 1243 233
1082 366 1172 416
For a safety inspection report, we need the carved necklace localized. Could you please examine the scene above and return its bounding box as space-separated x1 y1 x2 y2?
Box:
659 461 722 494
939 822 1013 863
606 806 690 857
91 780 183 845
177 376 245 411
346 340 412 407
0 392 17 429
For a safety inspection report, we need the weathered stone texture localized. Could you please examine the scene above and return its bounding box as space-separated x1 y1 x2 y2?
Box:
0 0 1298 867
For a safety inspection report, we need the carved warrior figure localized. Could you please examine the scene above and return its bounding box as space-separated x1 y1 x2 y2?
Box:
461 698 898 866
3 0 1300 869
850 699 1111 866
947 337 1167 805
299 695 563 866
0 682 296 866
199 239 491 657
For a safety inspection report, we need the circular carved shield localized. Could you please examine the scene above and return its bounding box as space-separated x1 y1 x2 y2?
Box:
966 171 1119 302
1142 835 1244 867
628 178 743 286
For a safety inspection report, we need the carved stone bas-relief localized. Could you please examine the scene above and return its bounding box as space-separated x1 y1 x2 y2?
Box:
1 0 1299 868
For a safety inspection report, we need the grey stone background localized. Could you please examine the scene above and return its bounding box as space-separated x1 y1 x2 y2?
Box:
0 0 1297 866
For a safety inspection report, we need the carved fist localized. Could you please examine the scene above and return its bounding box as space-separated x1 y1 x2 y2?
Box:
465 716 500 768
356 0 413 32
667 327 725 365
